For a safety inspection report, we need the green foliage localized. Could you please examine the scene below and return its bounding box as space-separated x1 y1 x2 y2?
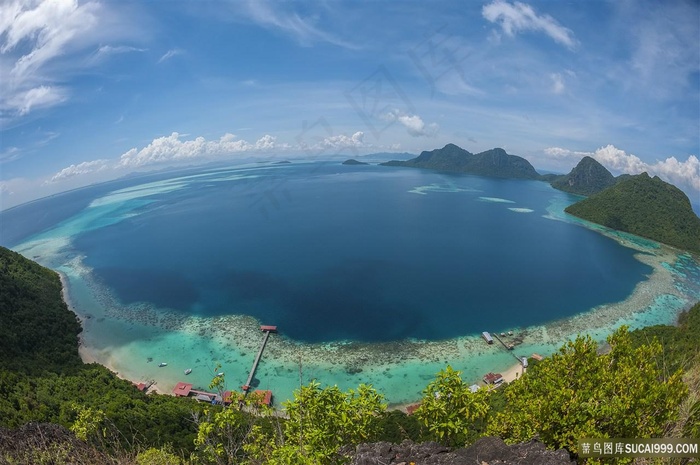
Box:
194 405 255 465
69 403 106 442
629 302 700 375
381 144 541 180
244 381 386 465
0 246 83 374
414 365 490 447
488 327 688 457
136 446 182 465
373 410 423 444
565 173 700 254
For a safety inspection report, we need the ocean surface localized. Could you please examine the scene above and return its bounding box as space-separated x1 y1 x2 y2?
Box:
3 161 699 404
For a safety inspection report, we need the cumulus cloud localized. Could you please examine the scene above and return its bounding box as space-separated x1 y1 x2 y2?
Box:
298 131 365 153
482 0 577 49
543 144 700 195
117 132 279 168
47 159 110 183
383 110 439 137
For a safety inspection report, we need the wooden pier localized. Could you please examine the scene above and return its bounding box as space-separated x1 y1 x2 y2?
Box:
492 332 522 362
242 326 276 393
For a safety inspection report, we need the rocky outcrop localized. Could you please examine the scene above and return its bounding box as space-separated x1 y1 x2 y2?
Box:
0 423 118 465
349 437 575 465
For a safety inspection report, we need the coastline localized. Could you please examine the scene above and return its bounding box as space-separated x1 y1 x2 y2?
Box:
52 238 697 407
14 166 699 407
59 269 167 395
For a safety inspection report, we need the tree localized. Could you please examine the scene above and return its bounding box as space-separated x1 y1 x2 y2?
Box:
414 365 490 446
246 381 386 465
487 327 688 460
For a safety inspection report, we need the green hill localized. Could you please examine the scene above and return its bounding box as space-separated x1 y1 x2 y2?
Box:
565 173 700 254
0 247 83 374
551 156 617 196
381 144 540 180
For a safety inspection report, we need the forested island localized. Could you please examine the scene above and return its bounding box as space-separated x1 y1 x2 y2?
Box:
381 143 700 256
1 245 699 464
381 144 541 180
565 173 700 254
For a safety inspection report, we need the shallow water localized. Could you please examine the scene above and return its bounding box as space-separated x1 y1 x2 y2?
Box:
5 161 700 404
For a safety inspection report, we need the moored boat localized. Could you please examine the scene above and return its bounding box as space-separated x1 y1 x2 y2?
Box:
185 368 192 375
159 362 167 367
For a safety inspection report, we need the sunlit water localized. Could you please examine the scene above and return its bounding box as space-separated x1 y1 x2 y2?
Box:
3 161 699 404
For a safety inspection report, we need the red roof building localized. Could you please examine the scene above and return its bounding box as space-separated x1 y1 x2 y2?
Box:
260 325 277 332
405 403 421 415
483 372 504 385
253 390 273 406
173 382 193 397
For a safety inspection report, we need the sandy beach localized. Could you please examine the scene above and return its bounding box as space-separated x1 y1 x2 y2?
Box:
13 165 699 408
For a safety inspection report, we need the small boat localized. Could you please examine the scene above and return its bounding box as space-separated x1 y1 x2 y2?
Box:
217 372 224 377
158 362 167 367
184 368 192 375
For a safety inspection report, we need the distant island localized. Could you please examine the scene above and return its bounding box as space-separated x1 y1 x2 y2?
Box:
380 144 540 180
380 143 700 255
550 156 617 196
342 159 369 166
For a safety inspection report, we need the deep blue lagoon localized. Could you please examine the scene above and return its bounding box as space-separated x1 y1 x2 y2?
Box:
4 162 652 343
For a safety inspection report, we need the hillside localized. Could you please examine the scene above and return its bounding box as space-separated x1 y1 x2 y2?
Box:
565 173 700 254
550 156 617 196
381 144 540 180
0 247 83 374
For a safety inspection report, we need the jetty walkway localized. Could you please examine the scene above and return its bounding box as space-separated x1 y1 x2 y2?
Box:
242 325 277 394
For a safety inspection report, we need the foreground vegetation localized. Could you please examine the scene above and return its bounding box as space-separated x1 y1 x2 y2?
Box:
1 245 699 464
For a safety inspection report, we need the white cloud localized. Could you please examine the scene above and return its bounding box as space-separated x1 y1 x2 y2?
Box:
550 73 565 94
117 132 279 168
158 48 183 63
543 144 700 196
92 44 145 62
383 110 439 137
0 146 22 163
298 131 365 152
47 159 110 183
0 0 140 121
482 0 577 49
7 85 68 115
2 0 100 82
243 0 358 49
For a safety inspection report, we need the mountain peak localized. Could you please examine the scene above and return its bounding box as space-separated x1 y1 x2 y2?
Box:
551 156 616 196
380 144 539 180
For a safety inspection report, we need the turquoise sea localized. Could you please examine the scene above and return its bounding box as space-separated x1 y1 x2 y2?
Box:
3 161 699 405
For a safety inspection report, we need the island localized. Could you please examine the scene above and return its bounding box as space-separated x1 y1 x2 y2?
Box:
342 159 369 165
379 142 700 255
380 143 541 180
550 156 617 196
565 172 700 254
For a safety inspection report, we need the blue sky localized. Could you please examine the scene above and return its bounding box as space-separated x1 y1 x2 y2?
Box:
1 0 699 209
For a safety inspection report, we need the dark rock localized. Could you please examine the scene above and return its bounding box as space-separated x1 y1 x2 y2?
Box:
349 437 575 465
